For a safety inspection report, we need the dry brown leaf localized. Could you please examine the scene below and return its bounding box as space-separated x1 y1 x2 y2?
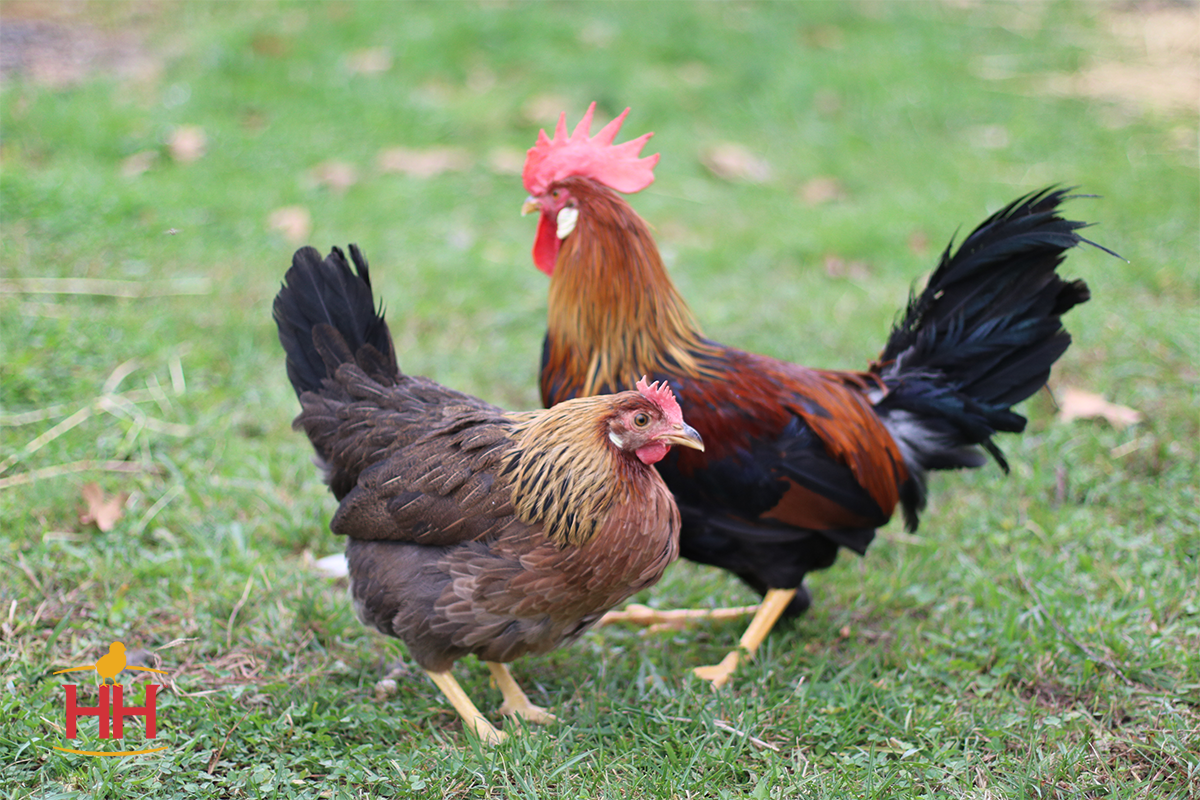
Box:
168 125 207 163
658 220 712 251
308 160 358 193
79 482 128 532
907 230 930 258
578 20 616 48
267 206 312 245
377 146 470 178
521 94 572 126
240 109 269 133
251 34 291 58
346 47 392 75
967 124 1010 150
801 24 844 50
823 254 871 280
677 62 710 87
466 66 496 95
120 150 158 178
487 147 525 176
700 143 772 183
1058 387 1143 429
814 89 842 117
799 176 845 206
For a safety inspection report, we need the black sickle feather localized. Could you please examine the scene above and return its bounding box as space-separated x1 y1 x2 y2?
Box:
273 244 398 398
876 187 1120 528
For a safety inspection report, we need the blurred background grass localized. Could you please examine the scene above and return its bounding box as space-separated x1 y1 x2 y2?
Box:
1 1 1197 797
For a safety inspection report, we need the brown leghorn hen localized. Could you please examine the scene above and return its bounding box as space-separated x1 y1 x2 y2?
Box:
273 244 703 744
521 104 1115 688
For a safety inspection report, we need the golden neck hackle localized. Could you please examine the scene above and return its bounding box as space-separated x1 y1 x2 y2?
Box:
544 183 715 397
503 398 640 548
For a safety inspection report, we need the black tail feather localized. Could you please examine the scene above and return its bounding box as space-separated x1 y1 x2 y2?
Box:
273 244 398 398
874 188 1116 529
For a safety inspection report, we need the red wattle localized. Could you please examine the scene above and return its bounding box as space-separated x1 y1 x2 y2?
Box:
635 441 671 466
533 213 560 276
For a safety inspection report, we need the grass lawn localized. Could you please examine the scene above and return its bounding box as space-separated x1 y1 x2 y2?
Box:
1 2 1196 797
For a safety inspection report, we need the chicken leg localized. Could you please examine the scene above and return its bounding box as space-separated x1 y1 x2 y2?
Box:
598 602 760 632
692 588 797 689
486 662 557 725
424 669 507 746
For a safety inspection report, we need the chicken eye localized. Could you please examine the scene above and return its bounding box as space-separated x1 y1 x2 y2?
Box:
633 412 650 428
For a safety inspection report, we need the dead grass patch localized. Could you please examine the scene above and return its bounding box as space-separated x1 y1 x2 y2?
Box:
1046 2 1200 119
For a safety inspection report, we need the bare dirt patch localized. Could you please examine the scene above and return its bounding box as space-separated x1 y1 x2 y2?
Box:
1052 2 1200 118
0 1 161 88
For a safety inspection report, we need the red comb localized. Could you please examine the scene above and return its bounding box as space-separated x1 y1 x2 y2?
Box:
635 376 683 424
523 102 659 196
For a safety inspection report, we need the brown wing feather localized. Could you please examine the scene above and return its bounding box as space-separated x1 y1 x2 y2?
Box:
331 433 517 546
781 365 906 522
295 353 509 503
701 353 905 523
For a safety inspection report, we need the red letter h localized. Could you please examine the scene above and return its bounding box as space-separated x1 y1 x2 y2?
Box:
111 684 158 739
64 685 110 739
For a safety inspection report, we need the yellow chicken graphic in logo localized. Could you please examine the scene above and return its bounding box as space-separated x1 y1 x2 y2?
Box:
53 641 166 683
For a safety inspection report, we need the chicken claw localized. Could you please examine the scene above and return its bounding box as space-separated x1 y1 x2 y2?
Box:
425 669 507 746
692 588 797 689
487 662 558 725
692 651 742 689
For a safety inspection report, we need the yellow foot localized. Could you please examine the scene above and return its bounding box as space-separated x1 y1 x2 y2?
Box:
424 668 507 746
599 603 760 632
692 650 741 690
486 661 557 727
498 699 558 725
465 718 509 746
690 588 799 689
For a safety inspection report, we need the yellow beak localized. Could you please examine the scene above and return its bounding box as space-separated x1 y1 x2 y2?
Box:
660 422 705 452
521 197 540 217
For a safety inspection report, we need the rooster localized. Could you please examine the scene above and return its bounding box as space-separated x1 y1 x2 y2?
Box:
521 104 1113 688
273 244 704 743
